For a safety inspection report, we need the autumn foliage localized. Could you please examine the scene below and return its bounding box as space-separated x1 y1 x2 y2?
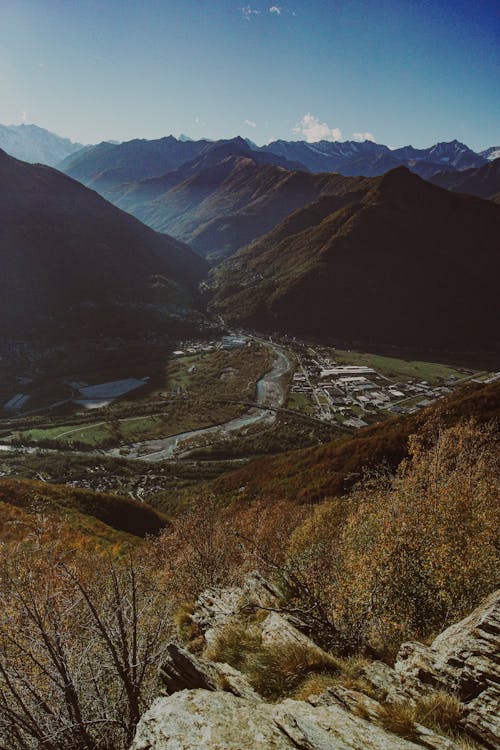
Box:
0 416 498 748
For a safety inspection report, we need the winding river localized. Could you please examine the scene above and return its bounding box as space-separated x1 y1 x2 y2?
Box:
107 344 292 462
0 343 292 463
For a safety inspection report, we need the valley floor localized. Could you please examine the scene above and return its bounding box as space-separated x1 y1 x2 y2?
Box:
0 331 497 504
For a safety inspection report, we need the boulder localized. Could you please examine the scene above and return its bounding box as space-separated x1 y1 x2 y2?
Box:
361 660 423 703
159 643 259 701
395 589 500 749
130 688 460 750
261 611 327 653
130 690 294 750
193 571 281 644
275 695 458 750
310 687 459 750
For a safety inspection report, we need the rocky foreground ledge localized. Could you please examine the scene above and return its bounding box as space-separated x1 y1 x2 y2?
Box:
130 577 500 750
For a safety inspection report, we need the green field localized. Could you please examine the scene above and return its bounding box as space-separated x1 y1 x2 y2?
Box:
286 392 313 413
7 342 274 450
334 350 472 383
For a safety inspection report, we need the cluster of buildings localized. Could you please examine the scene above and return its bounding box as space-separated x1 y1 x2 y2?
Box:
172 334 249 358
289 355 467 428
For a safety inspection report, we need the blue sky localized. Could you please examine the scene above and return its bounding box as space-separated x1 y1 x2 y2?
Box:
0 0 498 149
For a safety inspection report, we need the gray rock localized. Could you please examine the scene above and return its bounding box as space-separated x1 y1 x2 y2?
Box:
261 611 327 652
160 643 259 701
130 690 297 749
193 571 281 644
361 660 433 704
160 643 220 693
135 586 499 750
307 687 459 750
395 589 500 749
130 689 461 750
275 697 453 750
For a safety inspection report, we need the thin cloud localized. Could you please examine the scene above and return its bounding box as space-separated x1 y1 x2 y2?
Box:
269 6 282 14
293 113 342 143
353 131 375 142
241 5 260 20
20 111 27 124
244 119 257 128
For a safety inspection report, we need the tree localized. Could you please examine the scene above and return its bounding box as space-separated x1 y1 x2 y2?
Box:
0 535 172 750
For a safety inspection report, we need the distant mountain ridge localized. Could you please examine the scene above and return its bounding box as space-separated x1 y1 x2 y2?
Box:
0 124 493 179
0 149 207 339
430 158 500 202
0 123 83 166
59 135 305 190
261 138 486 177
60 134 492 188
102 150 365 260
210 167 500 362
481 146 500 161
57 135 496 261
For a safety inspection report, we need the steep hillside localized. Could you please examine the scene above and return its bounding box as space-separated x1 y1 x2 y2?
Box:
430 157 500 201
0 477 167 549
109 153 364 259
0 150 207 338
176 380 500 509
0 123 83 166
211 168 500 359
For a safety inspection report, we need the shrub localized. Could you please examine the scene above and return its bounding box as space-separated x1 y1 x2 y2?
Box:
205 620 262 672
413 692 463 735
246 642 340 700
0 541 173 750
281 420 499 651
378 692 464 744
377 702 420 742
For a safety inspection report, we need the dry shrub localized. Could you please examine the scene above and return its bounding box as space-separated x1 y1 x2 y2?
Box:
173 601 202 646
156 494 245 602
283 420 499 650
203 616 341 701
246 642 340 700
377 702 420 742
455 738 484 750
291 673 340 700
0 536 173 750
291 654 377 702
204 620 262 672
378 692 464 744
413 692 463 735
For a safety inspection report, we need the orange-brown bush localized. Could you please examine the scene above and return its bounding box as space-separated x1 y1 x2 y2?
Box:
284 420 499 651
156 493 308 603
0 535 173 750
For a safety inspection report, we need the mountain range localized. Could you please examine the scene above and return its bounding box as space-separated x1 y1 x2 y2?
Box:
210 167 500 360
0 149 206 339
59 133 492 187
1 125 499 362
0 123 496 180
100 148 366 260
0 123 83 166
54 135 500 262
430 158 500 202
57 135 304 190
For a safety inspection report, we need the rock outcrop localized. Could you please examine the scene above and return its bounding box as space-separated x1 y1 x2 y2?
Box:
394 589 500 749
160 643 260 702
131 688 458 750
192 571 281 645
129 582 500 750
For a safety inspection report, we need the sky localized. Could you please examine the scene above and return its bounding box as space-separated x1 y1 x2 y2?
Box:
0 0 498 150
